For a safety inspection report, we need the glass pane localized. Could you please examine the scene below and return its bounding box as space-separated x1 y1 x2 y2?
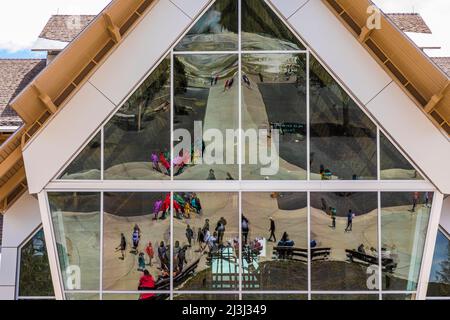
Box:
312 294 379 300
381 192 432 291
48 192 101 291
241 0 305 51
102 293 168 300
175 0 238 51
242 54 307 180
59 132 101 180
310 192 378 291
241 192 307 290
174 54 239 180
428 229 450 297
310 56 377 180
104 57 170 180
242 294 307 300
173 192 239 291
18 229 54 297
103 192 171 291
380 132 423 180
173 294 239 300
65 292 100 300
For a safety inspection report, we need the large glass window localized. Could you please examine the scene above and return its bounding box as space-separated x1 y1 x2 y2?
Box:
58 131 101 180
242 54 307 180
58 0 424 184
102 192 171 291
380 132 423 180
310 56 377 180
104 57 171 180
18 228 54 298
427 229 450 297
381 192 432 291
48 192 101 291
47 0 437 301
173 192 239 291
241 192 307 290
241 0 305 51
174 54 239 180
175 0 238 51
310 192 378 291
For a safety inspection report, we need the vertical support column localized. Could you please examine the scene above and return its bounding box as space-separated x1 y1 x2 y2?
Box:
416 191 444 300
37 192 64 300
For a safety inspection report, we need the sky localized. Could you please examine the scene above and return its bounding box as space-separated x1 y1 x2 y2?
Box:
0 0 449 58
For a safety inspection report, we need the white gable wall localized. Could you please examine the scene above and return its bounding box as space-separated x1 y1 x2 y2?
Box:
0 193 41 299
21 0 450 194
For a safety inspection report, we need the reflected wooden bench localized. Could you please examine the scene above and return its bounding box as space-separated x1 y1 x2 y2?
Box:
273 246 331 262
345 249 397 272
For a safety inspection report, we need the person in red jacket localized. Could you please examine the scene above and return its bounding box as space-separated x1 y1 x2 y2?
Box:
138 270 156 300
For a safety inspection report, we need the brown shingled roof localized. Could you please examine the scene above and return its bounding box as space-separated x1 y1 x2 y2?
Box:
432 57 450 78
0 59 46 127
386 13 432 34
39 15 96 42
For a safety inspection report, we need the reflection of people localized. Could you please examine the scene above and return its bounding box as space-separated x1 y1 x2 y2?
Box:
242 216 250 244
268 217 276 242
329 206 337 229
153 198 163 220
145 242 154 266
177 246 188 273
411 192 419 212
138 270 155 300
132 224 141 253
345 210 353 232
357 244 366 254
185 225 194 247
158 241 168 270
215 217 227 244
116 233 127 260
278 232 294 247
138 252 146 271
197 227 205 251
207 169 216 180
191 194 202 213
425 192 430 208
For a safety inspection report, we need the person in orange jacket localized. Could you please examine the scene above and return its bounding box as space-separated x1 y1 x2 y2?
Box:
145 241 154 266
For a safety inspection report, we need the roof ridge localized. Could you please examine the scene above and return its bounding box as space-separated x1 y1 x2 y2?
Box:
49 14 97 16
0 58 46 61
386 13 420 15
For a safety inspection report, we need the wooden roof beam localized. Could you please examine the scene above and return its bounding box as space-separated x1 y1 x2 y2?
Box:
0 166 25 200
32 83 58 114
103 13 121 43
358 26 373 43
0 147 22 179
424 80 450 114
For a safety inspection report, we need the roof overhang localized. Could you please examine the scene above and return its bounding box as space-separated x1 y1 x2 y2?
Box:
31 38 69 52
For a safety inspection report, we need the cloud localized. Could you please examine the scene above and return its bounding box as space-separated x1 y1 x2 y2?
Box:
0 0 111 53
